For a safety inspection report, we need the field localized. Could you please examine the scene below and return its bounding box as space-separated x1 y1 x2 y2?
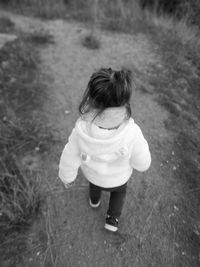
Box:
0 1 200 266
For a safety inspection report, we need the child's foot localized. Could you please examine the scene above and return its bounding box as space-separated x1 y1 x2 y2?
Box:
89 198 101 208
104 214 119 232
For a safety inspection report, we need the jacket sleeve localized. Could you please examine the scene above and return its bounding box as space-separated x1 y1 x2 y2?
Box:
58 128 81 184
130 125 151 172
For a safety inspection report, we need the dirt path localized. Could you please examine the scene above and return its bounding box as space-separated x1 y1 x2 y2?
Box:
38 20 172 267
1 10 198 267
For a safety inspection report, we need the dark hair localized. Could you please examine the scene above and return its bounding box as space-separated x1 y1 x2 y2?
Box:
79 68 133 118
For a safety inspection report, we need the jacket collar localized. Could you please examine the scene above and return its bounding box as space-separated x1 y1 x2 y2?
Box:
81 107 127 129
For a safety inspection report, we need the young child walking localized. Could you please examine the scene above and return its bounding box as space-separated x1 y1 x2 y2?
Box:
58 68 151 232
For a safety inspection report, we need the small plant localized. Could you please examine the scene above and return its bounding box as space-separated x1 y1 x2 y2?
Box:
0 156 43 231
0 16 15 33
81 33 100 50
24 30 54 46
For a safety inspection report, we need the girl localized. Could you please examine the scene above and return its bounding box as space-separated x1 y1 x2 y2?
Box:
59 68 151 232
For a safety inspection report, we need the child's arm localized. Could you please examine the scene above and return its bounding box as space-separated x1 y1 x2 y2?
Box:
58 128 81 185
130 126 151 172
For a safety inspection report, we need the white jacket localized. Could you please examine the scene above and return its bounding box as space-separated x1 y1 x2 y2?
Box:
59 113 151 188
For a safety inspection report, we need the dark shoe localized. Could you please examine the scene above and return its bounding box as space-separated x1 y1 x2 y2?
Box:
105 214 119 232
89 198 101 208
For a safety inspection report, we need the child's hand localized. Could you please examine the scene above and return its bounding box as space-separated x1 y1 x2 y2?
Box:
63 182 74 189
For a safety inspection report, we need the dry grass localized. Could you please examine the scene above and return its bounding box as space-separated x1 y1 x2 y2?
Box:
140 12 200 260
0 0 145 32
0 1 200 265
125 8 200 264
0 31 55 265
0 157 42 229
98 0 144 32
146 10 200 58
5 0 67 19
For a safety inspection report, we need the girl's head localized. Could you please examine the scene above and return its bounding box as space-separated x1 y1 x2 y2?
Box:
79 68 133 118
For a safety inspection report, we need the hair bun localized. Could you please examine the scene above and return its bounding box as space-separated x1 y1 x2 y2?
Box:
121 68 132 83
112 68 132 85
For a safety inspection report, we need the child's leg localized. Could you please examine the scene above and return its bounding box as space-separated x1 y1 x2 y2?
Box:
89 182 102 204
107 183 127 219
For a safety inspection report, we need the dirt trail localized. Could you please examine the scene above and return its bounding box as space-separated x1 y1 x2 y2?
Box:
39 20 171 267
1 10 198 267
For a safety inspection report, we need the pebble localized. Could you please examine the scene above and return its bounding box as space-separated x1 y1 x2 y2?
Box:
36 251 40 256
35 146 40 151
174 205 179 211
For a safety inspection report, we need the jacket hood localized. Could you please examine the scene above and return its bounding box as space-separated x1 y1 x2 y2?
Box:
75 117 136 159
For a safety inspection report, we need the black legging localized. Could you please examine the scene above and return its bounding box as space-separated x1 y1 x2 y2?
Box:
89 182 127 219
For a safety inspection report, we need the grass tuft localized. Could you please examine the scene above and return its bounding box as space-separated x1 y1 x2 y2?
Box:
0 156 43 231
0 16 15 33
81 33 100 50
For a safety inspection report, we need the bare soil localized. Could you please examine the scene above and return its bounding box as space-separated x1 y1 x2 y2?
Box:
0 10 199 267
